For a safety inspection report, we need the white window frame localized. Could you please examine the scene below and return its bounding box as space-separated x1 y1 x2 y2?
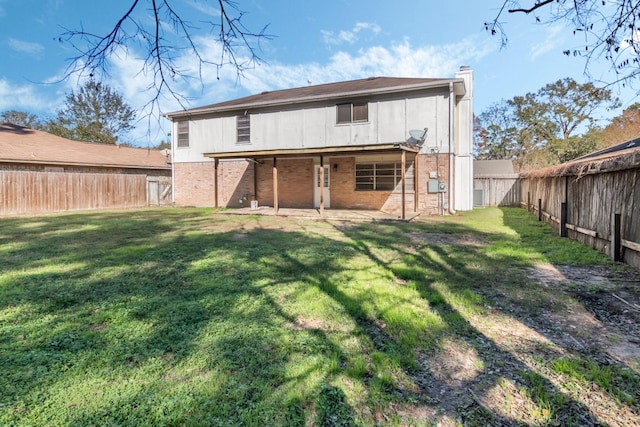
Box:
355 162 414 191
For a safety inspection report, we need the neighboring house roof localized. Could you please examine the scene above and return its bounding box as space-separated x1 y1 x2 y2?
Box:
166 76 465 119
522 141 640 178
0 123 171 170
473 160 517 178
576 136 640 160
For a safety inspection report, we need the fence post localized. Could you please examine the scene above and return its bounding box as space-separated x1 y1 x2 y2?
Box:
560 202 568 237
611 213 622 262
527 192 531 211
538 198 542 221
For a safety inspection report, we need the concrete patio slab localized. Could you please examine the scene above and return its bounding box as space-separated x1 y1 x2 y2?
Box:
213 207 421 222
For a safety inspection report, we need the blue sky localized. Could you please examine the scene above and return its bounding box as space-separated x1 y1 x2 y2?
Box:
1 0 638 146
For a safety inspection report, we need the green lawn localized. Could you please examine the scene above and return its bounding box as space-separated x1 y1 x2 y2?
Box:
0 207 637 426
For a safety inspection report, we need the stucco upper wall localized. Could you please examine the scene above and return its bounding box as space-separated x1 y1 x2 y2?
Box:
172 88 453 163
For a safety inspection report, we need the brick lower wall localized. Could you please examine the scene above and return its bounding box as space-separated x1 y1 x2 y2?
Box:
174 160 254 207
174 153 452 214
331 157 401 210
416 153 451 215
256 158 314 208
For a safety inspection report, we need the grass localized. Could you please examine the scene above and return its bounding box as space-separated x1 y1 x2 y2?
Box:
0 207 637 426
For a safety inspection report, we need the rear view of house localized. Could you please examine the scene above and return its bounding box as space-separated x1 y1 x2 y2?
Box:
165 66 474 218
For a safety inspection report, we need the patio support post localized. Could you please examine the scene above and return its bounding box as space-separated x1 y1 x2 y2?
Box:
401 150 406 220
214 158 219 210
273 157 279 214
253 160 258 204
319 155 325 217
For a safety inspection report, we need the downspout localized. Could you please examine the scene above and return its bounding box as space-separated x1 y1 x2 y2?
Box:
448 82 456 215
170 121 176 205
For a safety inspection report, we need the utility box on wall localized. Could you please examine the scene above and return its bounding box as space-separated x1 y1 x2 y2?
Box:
428 180 448 193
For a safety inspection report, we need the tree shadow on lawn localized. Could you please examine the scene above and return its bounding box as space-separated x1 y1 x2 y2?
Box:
1 212 355 425
331 220 623 425
0 209 637 426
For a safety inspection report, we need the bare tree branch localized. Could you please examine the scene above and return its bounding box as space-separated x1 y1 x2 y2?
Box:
508 0 554 14
485 0 640 88
58 0 272 129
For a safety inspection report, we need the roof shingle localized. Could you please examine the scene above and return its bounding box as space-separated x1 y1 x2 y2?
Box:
0 123 170 170
166 76 460 118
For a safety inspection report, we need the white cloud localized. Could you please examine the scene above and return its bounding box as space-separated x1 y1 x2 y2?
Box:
185 0 220 17
322 22 382 45
529 24 564 61
7 38 44 56
0 79 52 112
239 36 494 94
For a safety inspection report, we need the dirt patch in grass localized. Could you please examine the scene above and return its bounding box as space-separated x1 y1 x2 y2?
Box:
439 262 640 426
401 260 640 426
407 232 487 247
524 263 640 368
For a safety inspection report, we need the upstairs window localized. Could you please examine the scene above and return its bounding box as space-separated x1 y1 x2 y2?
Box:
336 102 368 124
237 115 251 144
176 121 189 148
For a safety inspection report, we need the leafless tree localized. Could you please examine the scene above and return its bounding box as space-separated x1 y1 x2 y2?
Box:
59 0 271 116
485 0 640 86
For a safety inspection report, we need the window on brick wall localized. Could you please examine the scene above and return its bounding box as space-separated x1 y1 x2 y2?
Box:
336 102 368 124
355 162 414 191
237 115 251 144
176 121 189 148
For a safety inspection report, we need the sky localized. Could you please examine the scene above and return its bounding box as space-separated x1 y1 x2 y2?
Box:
1 0 638 146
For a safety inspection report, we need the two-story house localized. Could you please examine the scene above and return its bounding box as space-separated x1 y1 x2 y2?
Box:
165 66 473 218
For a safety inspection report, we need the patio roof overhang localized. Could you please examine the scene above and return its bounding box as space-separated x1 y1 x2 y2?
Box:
205 142 420 221
202 142 420 160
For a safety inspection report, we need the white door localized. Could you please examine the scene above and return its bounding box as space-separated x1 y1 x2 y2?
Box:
314 165 330 208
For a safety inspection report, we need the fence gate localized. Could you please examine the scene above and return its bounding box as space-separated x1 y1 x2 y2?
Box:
147 178 172 206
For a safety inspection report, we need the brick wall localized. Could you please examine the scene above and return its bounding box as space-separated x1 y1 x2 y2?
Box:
173 161 216 206
331 157 390 210
174 160 253 207
255 158 314 208
174 153 451 214
416 153 451 215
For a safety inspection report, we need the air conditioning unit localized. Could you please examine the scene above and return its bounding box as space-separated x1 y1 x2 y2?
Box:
473 189 485 208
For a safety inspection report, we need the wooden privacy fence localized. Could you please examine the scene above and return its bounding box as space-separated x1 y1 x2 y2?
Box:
1 170 149 216
473 177 520 207
521 166 640 269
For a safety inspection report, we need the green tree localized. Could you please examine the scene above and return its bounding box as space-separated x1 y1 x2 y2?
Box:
476 77 619 169
48 80 136 144
474 102 520 160
154 140 171 150
598 103 640 147
509 78 619 164
1 110 43 129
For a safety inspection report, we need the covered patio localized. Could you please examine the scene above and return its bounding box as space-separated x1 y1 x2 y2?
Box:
205 143 422 220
